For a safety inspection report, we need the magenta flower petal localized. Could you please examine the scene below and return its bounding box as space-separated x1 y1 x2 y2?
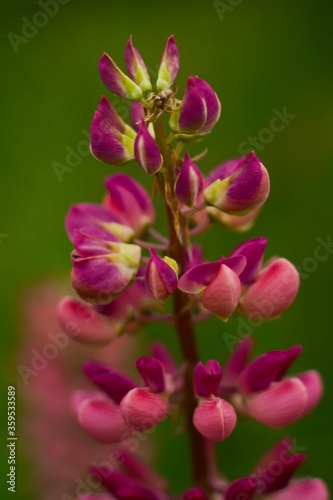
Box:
156 35 180 91
73 230 112 257
77 397 130 443
83 361 137 404
175 152 203 207
120 387 169 431
225 477 258 500
134 120 163 174
230 236 268 285
104 173 155 235
222 255 247 275
194 360 223 397
136 356 165 393
193 396 237 442
146 249 178 303
97 95 128 133
237 346 302 395
65 203 120 242
98 52 143 100
178 260 222 294
246 378 308 428
125 36 151 92
56 296 118 345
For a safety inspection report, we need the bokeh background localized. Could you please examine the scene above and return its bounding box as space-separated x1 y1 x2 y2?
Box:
1 0 333 497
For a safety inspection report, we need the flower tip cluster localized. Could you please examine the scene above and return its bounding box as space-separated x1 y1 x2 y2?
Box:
170 76 221 138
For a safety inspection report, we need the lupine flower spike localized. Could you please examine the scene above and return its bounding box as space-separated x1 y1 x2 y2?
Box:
56 35 328 500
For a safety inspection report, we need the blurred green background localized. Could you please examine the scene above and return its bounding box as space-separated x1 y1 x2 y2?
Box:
1 0 333 497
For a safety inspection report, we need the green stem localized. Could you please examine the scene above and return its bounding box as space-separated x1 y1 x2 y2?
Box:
153 116 210 489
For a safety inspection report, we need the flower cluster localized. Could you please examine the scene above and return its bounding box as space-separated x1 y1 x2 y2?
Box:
57 36 328 499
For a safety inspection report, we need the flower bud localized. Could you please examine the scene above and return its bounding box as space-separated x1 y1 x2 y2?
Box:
83 361 137 404
136 356 165 393
194 360 223 397
120 387 169 431
225 477 258 500
146 249 178 303
104 173 155 236
56 296 118 345
99 52 143 100
239 257 300 320
125 36 152 92
266 479 329 500
134 121 163 174
156 35 180 91
170 76 221 136
203 152 270 215
245 378 308 428
193 396 237 442
175 152 203 207
183 488 208 500
90 106 135 166
77 397 130 443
